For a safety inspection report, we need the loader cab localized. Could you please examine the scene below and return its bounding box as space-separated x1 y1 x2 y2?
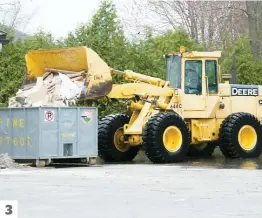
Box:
165 46 222 114
165 46 221 96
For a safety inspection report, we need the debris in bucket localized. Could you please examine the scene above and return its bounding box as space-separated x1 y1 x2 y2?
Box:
8 70 86 108
0 153 20 169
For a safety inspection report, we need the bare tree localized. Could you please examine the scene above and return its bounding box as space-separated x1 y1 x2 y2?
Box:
115 0 166 40
246 1 262 60
118 0 248 49
0 0 36 30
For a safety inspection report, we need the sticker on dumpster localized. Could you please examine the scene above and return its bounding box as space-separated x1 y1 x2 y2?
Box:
44 110 54 122
81 110 92 124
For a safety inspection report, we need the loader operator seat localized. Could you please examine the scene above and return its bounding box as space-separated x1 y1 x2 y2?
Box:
185 65 201 94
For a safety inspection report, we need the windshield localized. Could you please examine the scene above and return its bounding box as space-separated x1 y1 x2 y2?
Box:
166 55 181 89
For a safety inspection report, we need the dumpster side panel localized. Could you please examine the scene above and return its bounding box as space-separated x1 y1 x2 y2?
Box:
59 108 77 157
39 108 59 157
77 107 98 156
25 108 40 158
0 109 12 155
0 108 39 158
10 108 27 157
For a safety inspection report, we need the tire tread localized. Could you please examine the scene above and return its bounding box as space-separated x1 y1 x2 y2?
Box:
98 114 138 162
218 112 262 158
143 112 190 163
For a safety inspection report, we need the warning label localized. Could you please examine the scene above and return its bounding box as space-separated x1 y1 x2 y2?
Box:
44 110 54 122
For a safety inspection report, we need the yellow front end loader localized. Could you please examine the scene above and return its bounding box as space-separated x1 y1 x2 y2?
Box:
25 46 262 163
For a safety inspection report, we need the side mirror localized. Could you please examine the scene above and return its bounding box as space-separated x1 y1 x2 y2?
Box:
221 74 232 84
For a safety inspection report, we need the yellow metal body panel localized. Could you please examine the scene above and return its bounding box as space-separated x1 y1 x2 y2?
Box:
182 95 206 111
215 97 231 118
205 96 221 118
215 96 261 118
231 97 256 114
182 51 222 58
190 118 223 144
215 84 262 121
191 119 216 143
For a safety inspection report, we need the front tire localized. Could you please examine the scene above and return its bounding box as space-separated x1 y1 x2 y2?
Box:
218 112 262 158
142 112 190 163
98 114 139 162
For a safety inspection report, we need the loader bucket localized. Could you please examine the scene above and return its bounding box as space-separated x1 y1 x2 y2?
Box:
25 46 113 99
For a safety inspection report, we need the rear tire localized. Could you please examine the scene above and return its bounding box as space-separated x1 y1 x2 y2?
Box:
218 112 262 158
98 114 139 162
142 112 190 163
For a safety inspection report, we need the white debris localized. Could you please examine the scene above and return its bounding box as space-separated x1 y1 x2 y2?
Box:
9 72 86 108
58 73 81 100
0 153 20 169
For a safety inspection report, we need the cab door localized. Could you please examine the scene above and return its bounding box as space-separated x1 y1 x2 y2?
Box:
182 59 206 111
205 59 220 118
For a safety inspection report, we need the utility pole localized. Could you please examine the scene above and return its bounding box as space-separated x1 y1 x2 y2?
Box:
230 50 237 84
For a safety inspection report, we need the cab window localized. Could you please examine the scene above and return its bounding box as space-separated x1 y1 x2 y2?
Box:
166 55 181 89
184 60 202 94
205 60 218 93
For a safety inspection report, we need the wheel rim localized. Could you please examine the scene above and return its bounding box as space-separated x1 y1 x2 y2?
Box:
163 126 182 152
114 127 129 152
238 125 257 151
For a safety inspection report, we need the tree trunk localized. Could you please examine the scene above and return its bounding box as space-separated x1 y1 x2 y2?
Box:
246 1 262 61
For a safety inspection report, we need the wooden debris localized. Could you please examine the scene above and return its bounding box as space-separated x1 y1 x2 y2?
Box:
45 68 86 75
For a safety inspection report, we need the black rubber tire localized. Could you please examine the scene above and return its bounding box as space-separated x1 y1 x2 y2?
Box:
142 112 190 163
187 142 217 158
218 112 262 158
98 114 139 162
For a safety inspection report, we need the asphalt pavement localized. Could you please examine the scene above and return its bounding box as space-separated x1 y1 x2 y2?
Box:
1 151 262 218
